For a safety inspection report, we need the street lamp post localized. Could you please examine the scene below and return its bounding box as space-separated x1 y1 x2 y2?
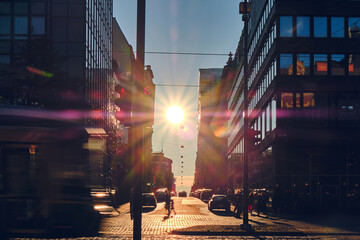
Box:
132 0 145 239
240 0 251 230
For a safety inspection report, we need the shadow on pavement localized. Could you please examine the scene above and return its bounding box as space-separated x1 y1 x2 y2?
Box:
142 207 156 213
269 212 360 233
210 210 234 217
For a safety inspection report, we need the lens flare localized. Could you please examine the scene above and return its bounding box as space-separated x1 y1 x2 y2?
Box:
166 106 184 124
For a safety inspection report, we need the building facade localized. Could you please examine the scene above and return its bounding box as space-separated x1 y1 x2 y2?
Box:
0 0 115 190
225 0 360 212
193 68 227 191
152 151 174 192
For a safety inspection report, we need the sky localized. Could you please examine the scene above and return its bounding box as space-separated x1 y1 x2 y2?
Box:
113 0 243 193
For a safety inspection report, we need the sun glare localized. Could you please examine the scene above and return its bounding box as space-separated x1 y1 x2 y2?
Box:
166 106 184 124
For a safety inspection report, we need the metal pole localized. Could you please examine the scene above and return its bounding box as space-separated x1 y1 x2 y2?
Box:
241 0 251 230
133 0 145 239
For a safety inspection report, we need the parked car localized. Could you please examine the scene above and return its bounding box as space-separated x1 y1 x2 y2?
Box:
155 188 167 202
208 195 230 212
142 193 157 208
178 190 187 197
200 189 213 202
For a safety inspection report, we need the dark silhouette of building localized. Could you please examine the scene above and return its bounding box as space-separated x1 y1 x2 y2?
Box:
221 0 360 212
193 69 227 191
152 151 175 192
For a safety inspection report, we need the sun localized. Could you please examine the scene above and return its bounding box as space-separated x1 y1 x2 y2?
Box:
166 106 184 124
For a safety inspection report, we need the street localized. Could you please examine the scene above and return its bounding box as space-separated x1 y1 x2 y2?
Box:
10 197 360 240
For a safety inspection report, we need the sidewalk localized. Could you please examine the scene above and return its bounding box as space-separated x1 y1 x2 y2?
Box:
171 210 360 237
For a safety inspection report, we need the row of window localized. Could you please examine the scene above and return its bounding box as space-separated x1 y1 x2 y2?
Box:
280 16 360 38
248 22 276 88
249 59 277 115
0 1 47 15
280 53 360 76
247 0 275 64
0 16 45 38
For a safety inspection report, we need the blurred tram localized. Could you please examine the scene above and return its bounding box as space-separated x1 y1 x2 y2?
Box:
0 106 100 236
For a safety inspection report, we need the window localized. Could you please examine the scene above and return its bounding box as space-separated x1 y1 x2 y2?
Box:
0 17 11 37
14 16 28 35
281 93 293 108
0 41 10 53
266 104 270 133
331 54 345 75
314 17 327 38
280 16 293 37
271 99 276 130
31 2 45 15
296 16 310 37
0 55 10 64
331 17 344 38
280 53 293 75
14 2 29 14
31 17 45 35
297 54 310 75
314 54 328 75
303 93 315 108
0 2 11 14
349 54 360 76
296 93 301 108
349 17 360 38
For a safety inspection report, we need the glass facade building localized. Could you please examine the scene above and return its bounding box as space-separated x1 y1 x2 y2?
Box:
224 0 360 212
0 0 113 129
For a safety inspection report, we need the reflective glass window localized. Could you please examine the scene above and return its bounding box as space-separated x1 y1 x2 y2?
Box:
349 54 360 76
281 93 293 108
0 41 10 53
303 93 315 108
296 93 301 108
349 17 360 38
331 17 344 38
280 53 293 75
31 17 45 34
14 2 29 14
14 41 27 54
314 17 327 38
0 17 11 35
280 16 293 37
314 54 328 75
0 55 10 64
0 2 11 14
331 54 345 76
271 99 276 130
297 54 310 75
14 17 28 35
31 3 45 15
52 18 67 41
296 16 310 37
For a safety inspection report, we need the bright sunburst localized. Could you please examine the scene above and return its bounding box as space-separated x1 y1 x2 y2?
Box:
166 106 184 124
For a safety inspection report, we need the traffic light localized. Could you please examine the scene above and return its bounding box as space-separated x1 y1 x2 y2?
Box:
247 128 261 152
114 83 132 126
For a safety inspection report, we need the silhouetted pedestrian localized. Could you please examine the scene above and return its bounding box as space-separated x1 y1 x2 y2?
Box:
248 192 254 214
165 189 171 216
234 191 242 218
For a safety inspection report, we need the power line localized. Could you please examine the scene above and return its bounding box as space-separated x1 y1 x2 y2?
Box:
155 84 199 87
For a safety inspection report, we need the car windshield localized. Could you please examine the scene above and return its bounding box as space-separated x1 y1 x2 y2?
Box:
213 196 226 201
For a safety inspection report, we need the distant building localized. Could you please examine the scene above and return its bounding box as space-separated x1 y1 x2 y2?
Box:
221 0 360 212
193 68 227 191
152 152 174 192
